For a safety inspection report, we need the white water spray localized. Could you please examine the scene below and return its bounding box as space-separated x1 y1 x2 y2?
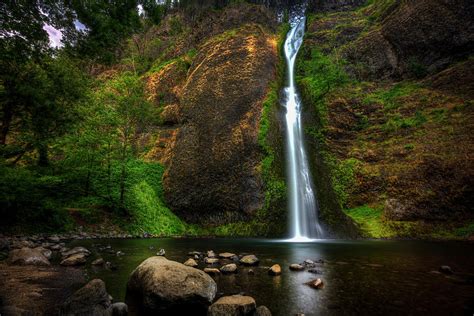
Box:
283 13 324 241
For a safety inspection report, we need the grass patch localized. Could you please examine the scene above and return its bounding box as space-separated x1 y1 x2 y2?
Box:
363 82 420 110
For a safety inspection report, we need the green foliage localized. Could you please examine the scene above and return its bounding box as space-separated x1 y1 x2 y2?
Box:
382 111 427 133
0 161 74 232
324 156 361 208
363 82 419 110
344 205 394 238
126 178 188 236
71 1 141 64
297 49 348 126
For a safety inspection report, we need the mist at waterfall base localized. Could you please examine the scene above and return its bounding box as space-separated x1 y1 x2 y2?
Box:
282 9 324 242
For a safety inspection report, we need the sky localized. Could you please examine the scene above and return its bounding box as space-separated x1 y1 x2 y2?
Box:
43 19 86 48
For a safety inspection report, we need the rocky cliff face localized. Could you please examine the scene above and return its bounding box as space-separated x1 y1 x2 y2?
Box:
163 25 278 223
140 4 279 225
344 0 474 79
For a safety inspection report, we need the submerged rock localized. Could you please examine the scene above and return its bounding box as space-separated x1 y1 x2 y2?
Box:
184 258 198 267
289 264 305 271
61 253 88 266
208 295 256 316
61 247 91 259
268 264 281 276
439 265 453 274
61 279 112 315
126 256 217 315
255 305 272 316
205 257 220 265
239 255 259 266
92 258 105 266
219 252 236 259
110 302 128 316
9 247 50 266
306 278 324 289
220 263 238 273
204 268 221 275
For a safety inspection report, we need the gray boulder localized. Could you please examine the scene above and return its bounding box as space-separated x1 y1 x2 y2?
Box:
208 295 256 316
255 305 272 316
61 253 88 266
9 247 50 266
239 255 259 266
61 279 112 315
109 302 128 316
126 256 217 315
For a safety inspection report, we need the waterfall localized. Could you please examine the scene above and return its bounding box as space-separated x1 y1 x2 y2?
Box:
283 13 324 241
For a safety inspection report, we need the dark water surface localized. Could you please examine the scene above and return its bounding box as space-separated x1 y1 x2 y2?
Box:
69 238 474 315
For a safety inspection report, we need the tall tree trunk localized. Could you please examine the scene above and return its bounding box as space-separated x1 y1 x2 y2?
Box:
0 104 13 145
37 143 49 167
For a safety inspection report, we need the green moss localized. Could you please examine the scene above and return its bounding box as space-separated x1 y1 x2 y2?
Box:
297 49 348 126
363 82 420 110
382 111 427 133
324 155 362 208
344 205 394 238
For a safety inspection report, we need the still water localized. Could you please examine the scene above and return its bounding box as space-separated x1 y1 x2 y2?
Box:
69 238 474 315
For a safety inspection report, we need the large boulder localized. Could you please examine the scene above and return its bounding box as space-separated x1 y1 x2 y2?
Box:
208 295 256 316
60 279 112 316
163 23 278 223
126 256 217 315
8 247 50 266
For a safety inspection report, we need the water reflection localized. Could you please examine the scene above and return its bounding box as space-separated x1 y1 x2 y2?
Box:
69 239 474 316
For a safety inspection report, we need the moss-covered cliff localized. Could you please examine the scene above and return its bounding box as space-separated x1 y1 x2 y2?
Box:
298 0 474 239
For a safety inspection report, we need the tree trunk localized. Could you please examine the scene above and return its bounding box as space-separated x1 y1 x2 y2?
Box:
37 143 49 167
0 104 13 145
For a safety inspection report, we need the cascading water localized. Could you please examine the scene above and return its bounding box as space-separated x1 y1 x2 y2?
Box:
283 10 324 241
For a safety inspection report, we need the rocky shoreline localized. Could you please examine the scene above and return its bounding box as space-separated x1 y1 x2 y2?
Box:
0 234 334 315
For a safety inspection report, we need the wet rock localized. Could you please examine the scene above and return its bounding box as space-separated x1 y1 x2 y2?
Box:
61 279 112 315
255 305 272 316
116 251 125 256
220 263 237 274
304 259 315 266
109 302 128 316
92 258 105 266
60 253 88 266
308 268 323 274
248 269 255 275
268 264 281 276
306 278 324 289
157 248 166 256
219 252 236 259
49 244 62 251
184 258 199 267
9 247 50 266
289 264 305 271
61 247 91 259
207 250 216 258
105 261 117 271
126 256 217 314
205 257 220 265
208 295 256 316
12 240 35 249
48 235 60 243
204 268 222 275
239 255 259 266
439 265 453 274
188 251 202 257
35 247 52 260
0 238 10 251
